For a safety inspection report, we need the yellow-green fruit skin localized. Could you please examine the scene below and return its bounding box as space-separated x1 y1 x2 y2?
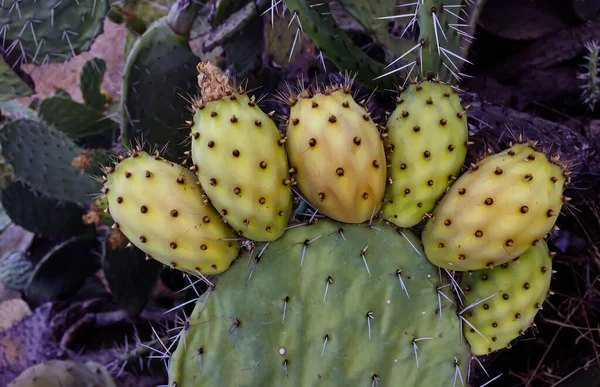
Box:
382 82 468 227
422 143 566 271
461 241 553 355
285 90 387 223
103 152 240 275
190 93 292 242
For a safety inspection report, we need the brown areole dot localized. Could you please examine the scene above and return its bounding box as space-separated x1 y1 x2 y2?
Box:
201 244 207 250
481 274 488 280
309 138 317 147
438 242 445 248
413 126 420 132
402 110 409 118
336 168 344 176
417 202 423 207
458 188 466 195
362 192 369 200
448 144 455 151
492 322 498 328
232 150 240 157
255 120 262 126
260 161 267 169
117 197 123 204
551 176 558 183
140 206 148 213
440 119 447 126
483 304 489 309
400 163 407 170
527 154 535 161
208 141 215 148
210 178 217 186
353 137 361 145
373 160 380 168
192 132 199 139
279 211 284 216
329 115 337 123
524 283 530 290
170 210 178 217
508 150 516 156
475 230 483 237
259 197 266 204
145 170 152 178
230 115 238 123
266 226 272 232
494 167 502 175
404 188 411 194
125 172 131 178
485 198 494 205
502 294 509 300
177 176 185 184
291 118 299 125
203 216 210 223
547 209 555 217
342 101 350 108
444 219 451 226
234 187 241 195
139 236 147 243
210 111 217 117
521 206 529 213
458 254 466 260
424 151 431 158
221 209 228 216
505 239 514 247
427 180 434 186
318 192 325 201
311 101 318 108
525 174 533 181
170 242 177 249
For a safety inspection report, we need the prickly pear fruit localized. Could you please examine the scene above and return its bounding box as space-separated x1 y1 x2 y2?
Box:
382 81 468 227
189 62 293 242
8 360 116 387
168 218 470 386
460 241 553 355
102 150 240 275
421 142 567 271
285 84 387 223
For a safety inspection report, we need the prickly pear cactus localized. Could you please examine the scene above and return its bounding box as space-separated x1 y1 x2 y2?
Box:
168 218 470 386
102 150 241 275
189 62 293 242
421 142 567 271
382 81 468 227
285 83 387 223
0 0 109 64
8 360 116 387
460 241 553 355
0 55 33 101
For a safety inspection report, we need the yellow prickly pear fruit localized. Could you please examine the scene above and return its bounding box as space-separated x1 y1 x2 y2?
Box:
460 241 553 355
422 141 568 271
102 150 240 276
285 83 387 223
382 81 468 227
189 61 293 242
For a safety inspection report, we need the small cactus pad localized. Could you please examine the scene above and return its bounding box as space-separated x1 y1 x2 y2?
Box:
285 86 387 223
102 151 241 276
0 55 33 101
382 81 468 227
460 241 553 355
168 219 469 386
421 142 567 271
8 359 116 387
0 0 109 64
189 62 293 242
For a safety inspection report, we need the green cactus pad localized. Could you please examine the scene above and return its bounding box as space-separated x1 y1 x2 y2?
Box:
0 119 100 204
1 181 87 237
80 57 107 110
0 55 34 101
120 17 199 161
460 241 553 355
37 96 116 138
382 81 468 228
8 359 116 387
168 218 470 386
0 0 109 64
283 0 392 90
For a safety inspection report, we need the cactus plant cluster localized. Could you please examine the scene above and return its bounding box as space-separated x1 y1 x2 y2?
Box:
93 61 567 385
0 0 573 385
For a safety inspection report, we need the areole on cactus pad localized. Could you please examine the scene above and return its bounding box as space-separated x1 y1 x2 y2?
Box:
167 218 470 386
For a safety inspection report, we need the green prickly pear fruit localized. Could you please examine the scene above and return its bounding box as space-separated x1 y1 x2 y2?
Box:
381 81 468 227
102 149 240 276
460 241 553 355
189 62 293 242
168 218 470 386
421 141 567 271
285 83 387 223
8 360 116 387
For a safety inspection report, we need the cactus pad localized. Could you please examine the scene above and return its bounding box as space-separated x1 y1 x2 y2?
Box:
103 151 241 275
460 241 553 355
421 142 567 271
0 119 100 204
0 0 108 64
382 81 468 227
190 63 293 242
285 86 387 223
168 218 469 386
0 55 33 101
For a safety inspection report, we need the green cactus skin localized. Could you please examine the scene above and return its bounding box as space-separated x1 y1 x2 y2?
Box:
190 81 293 242
282 0 393 90
460 241 553 356
80 57 107 110
421 142 567 271
0 55 33 101
120 16 199 161
417 0 466 82
103 151 241 276
167 218 470 386
8 360 116 387
0 252 34 292
381 81 468 228
285 86 387 224
0 0 108 64
0 119 100 204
